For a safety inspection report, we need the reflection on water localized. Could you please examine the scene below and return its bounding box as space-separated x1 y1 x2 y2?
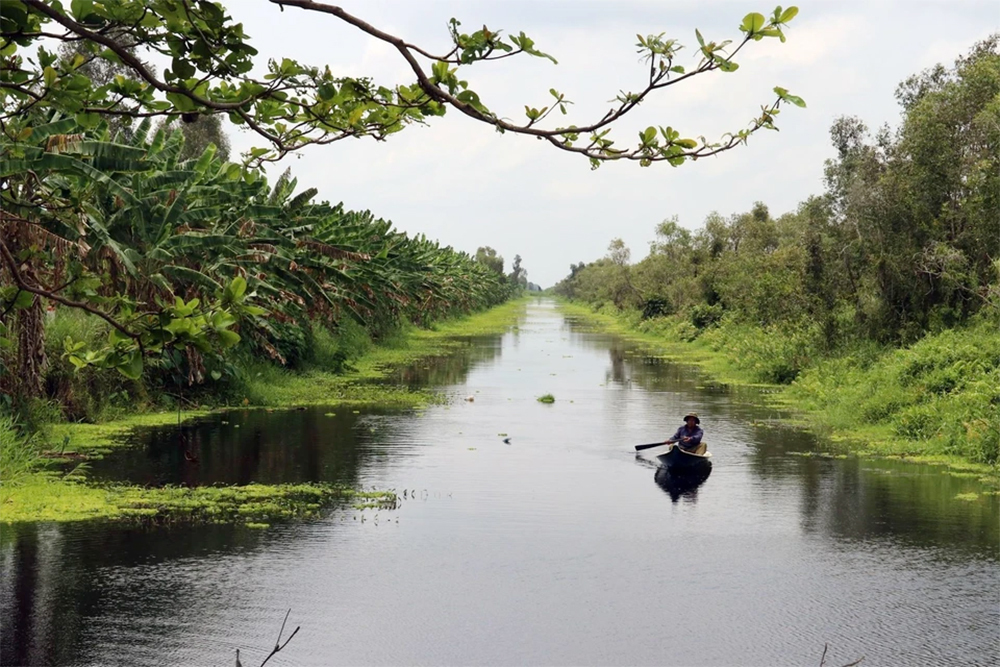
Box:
654 466 711 503
87 333 508 490
88 407 407 488
2 299 998 667
1 520 267 667
644 457 712 504
385 333 505 387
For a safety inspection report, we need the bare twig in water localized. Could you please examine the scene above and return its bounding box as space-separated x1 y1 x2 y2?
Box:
259 609 300 667
820 642 865 667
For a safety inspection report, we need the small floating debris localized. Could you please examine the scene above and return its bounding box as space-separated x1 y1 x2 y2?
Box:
465 396 475 402
537 394 555 404
324 412 337 417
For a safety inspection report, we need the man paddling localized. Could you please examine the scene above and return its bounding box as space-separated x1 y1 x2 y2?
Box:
665 413 705 454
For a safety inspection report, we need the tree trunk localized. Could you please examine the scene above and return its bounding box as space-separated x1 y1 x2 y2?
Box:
8 222 48 400
16 293 47 399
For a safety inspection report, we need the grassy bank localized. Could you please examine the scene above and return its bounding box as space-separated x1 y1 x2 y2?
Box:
1 298 527 524
557 300 999 477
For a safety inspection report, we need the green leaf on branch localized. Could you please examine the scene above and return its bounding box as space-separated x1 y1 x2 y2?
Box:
217 329 241 347
165 91 197 112
70 0 94 20
171 57 196 80
224 276 247 303
774 86 807 107
13 290 35 309
117 351 144 380
779 6 799 23
741 13 767 34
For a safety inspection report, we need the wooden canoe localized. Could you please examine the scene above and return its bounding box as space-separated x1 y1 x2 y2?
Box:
656 443 712 472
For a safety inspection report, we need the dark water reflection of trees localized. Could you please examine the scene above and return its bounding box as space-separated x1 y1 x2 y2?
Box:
386 334 505 387
1 520 267 666
87 407 402 487
85 333 507 489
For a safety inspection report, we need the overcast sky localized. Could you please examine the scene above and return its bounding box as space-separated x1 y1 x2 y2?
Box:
224 1 998 287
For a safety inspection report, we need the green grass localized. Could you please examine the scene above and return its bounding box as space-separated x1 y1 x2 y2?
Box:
0 415 41 486
786 317 999 466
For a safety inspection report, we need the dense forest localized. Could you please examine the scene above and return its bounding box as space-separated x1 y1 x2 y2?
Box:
555 38 1000 464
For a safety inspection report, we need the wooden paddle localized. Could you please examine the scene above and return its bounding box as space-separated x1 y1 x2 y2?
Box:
635 441 669 451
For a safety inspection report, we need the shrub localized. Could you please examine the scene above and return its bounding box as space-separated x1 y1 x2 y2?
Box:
690 303 724 329
0 413 40 484
892 403 941 440
642 298 673 319
42 309 148 421
701 318 822 384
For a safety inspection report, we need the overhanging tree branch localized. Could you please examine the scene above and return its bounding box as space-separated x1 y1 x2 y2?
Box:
5 0 804 168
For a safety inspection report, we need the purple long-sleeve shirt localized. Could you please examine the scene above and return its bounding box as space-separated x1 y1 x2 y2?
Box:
667 424 703 450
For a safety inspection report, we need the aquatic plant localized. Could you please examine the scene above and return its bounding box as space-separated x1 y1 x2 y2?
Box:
537 394 556 404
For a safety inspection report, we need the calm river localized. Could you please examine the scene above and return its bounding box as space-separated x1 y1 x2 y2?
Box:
2 299 998 666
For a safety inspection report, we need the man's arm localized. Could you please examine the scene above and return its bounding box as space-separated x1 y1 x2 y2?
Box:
685 427 704 446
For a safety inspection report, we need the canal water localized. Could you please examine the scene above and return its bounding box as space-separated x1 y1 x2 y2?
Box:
2 299 998 666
